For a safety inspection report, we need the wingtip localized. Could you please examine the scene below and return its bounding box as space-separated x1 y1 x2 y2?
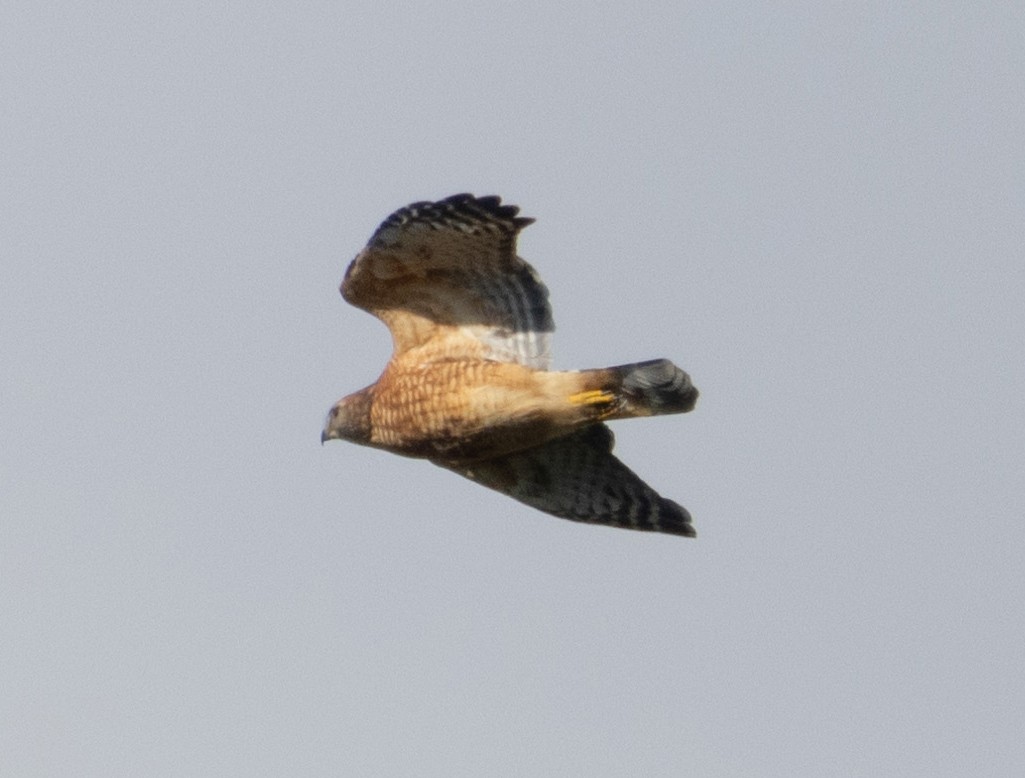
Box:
444 193 535 231
656 498 697 538
371 194 535 241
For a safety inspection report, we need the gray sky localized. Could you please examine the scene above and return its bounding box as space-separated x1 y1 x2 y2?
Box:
3 4 1023 776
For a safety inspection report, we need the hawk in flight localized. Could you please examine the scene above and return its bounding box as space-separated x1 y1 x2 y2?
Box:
323 194 699 537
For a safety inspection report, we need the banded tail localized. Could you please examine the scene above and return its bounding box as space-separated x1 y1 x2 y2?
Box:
602 358 698 419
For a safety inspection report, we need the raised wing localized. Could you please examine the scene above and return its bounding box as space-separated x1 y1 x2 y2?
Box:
342 194 554 368
438 424 695 537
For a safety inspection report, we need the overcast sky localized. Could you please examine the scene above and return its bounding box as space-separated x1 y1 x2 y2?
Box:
3 4 1024 776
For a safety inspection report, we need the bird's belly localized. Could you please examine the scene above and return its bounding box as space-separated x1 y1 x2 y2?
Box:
366 362 585 462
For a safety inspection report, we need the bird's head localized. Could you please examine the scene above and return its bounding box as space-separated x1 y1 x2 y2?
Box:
321 389 373 445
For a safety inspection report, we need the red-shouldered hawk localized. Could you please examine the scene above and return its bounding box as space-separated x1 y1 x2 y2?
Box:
322 194 699 537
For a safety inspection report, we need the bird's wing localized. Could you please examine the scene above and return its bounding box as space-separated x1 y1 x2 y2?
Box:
438 424 695 537
341 194 553 368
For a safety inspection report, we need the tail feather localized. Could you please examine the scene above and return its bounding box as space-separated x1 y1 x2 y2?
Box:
612 358 698 416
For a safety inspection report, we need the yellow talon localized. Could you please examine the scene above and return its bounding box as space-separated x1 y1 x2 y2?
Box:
568 389 615 406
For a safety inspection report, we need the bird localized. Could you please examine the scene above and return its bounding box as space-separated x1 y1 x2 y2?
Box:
323 194 699 537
